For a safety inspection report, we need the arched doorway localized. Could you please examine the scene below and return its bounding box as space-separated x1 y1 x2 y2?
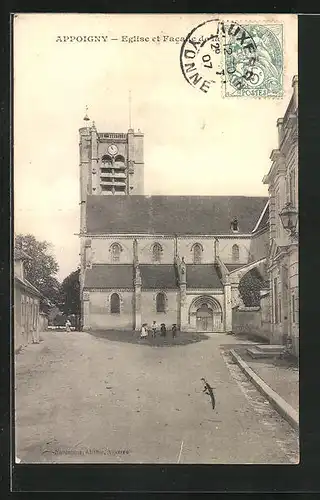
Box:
196 304 213 332
189 296 223 332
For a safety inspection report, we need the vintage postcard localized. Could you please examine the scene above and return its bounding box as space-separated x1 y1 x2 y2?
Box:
14 13 299 465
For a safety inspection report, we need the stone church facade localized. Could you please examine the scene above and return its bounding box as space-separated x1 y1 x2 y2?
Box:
79 121 268 333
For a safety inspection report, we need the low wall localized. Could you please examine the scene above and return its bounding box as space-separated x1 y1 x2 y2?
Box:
232 306 271 341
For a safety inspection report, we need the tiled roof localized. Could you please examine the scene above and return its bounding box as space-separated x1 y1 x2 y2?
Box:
14 276 42 297
86 195 268 235
84 265 134 289
84 264 179 290
186 264 223 289
140 265 178 289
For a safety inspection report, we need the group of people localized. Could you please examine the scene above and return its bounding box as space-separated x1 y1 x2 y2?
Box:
140 321 177 339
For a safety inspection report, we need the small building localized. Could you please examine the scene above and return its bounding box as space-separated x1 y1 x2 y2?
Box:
263 75 299 356
14 247 43 352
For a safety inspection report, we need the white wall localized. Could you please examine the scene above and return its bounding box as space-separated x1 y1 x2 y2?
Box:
217 237 251 264
88 290 134 330
141 290 179 326
177 238 215 264
138 237 174 264
91 238 133 264
89 235 252 266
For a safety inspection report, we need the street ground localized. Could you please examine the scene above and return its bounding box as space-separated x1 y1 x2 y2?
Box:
234 346 299 412
15 330 299 464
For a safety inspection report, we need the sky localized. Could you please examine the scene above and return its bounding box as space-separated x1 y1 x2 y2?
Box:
13 14 298 281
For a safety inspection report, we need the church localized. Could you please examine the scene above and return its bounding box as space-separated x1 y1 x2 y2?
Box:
79 117 269 333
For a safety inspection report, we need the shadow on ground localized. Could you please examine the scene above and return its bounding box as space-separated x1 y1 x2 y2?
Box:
87 329 210 347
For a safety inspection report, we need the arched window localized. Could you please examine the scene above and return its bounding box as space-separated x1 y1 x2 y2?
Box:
232 244 240 261
110 293 120 314
156 292 166 313
193 243 202 264
114 155 125 164
101 155 112 165
152 243 162 263
110 243 122 263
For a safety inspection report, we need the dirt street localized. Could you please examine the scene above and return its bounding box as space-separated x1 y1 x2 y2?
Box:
15 330 299 464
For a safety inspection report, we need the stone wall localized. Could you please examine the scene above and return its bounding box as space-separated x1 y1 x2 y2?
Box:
217 237 252 265
138 238 174 264
177 238 216 264
84 289 180 331
91 238 134 264
249 228 269 279
90 235 253 266
141 291 179 327
88 290 134 330
232 303 270 341
260 293 271 340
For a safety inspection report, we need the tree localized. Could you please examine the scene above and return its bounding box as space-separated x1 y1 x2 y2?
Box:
40 276 62 312
59 268 81 328
15 234 61 309
239 268 266 307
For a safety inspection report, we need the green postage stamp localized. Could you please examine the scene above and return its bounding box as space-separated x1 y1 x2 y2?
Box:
223 24 283 98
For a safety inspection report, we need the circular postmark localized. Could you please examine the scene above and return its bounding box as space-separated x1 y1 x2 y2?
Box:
180 19 258 95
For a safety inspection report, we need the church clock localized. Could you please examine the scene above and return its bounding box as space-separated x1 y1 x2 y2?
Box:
107 144 118 156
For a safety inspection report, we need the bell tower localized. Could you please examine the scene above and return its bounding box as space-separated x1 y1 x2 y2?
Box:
79 111 144 203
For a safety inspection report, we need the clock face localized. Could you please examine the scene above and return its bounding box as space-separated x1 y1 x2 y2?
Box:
107 144 118 156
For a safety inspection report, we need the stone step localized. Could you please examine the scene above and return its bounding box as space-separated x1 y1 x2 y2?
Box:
255 344 287 353
246 347 283 359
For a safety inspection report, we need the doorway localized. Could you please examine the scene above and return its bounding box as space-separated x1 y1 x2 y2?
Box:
196 304 213 332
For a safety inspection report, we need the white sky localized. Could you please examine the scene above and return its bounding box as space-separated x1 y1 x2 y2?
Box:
13 14 298 281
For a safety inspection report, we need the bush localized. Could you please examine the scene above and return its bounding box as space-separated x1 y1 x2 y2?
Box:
239 268 266 307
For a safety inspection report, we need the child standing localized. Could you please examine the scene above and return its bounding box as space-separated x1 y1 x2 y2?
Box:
160 323 167 337
140 323 148 339
151 321 157 338
172 324 177 338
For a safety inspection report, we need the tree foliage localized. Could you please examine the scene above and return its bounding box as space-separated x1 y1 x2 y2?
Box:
239 268 266 307
60 268 81 318
15 234 61 309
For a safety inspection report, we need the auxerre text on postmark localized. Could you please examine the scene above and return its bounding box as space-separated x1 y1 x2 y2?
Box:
180 19 283 98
